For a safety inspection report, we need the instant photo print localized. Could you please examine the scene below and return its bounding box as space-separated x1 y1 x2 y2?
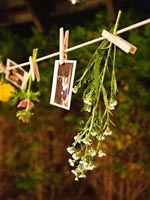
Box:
6 59 29 89
50 60 77 110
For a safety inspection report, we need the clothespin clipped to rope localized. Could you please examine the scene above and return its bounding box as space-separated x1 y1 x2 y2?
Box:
59 27 69 65
29 48 40 82
102 30 137 54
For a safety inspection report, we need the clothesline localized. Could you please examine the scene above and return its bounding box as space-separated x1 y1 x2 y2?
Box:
8 18 150 70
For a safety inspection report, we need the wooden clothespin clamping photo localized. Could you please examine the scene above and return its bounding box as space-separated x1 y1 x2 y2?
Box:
59 27 69 65
29 48 40 82
102 30 137 54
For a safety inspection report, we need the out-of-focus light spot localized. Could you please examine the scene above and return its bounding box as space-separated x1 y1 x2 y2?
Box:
69 0 80 5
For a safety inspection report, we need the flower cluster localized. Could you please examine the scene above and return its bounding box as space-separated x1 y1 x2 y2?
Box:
108 100 118 110
67 146 97 181
67 126 110 180
0 82 16 102
11 88 40 123
67 118 114 180
16 99 35 123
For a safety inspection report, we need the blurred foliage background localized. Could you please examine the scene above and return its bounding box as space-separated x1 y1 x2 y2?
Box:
0 4 150 200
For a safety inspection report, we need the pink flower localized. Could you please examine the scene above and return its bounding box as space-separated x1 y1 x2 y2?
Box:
17 99 34 108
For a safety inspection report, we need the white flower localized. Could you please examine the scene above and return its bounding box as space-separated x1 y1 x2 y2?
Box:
91 131 97 136
82 137 91 145
104 129 112 136
84 107 91 112
86 164 96 170
89 149 96 157
71 169 78 177
79 160 88 168
67 146 75 154
68 158 75 166
80 159 96 171
108 105 115 110
108 100 118 110
75 177 79 181
83 99 92 106
97 135 105 141
74 135 82 143
79 174 86 178
110 100 118 107
72 153 80 160
98 150 106 157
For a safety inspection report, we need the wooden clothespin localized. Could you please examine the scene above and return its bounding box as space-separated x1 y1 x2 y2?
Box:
102 30 137 54
59 27 69 65
29 48 40 82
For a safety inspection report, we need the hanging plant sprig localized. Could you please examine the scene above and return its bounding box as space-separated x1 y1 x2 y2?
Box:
67 11 122 180
10 48 40 123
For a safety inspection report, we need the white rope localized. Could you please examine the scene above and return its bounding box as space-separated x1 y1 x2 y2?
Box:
5 18 150 70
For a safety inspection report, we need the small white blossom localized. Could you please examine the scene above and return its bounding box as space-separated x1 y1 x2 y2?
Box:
79 174 86 178
91 131 97 136
97 135 105 141
108 100 118 110
82 137 91 145
80 159 96 171
84 107 91 112
108 105 115 110
67 146 75 154
83 99 92 106
89 149 96 157
86 164 96 170
68 158 75 166
79 160 88 168
74 135 82 143
75 177 79 181
104 130 112 136
72 153 80 160
98 150 106 157
110 100 118 107
71 169 78 177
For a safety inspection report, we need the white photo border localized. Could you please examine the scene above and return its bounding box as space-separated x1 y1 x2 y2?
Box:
50 60 77 110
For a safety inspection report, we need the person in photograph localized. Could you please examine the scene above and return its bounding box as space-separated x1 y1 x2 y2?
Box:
7 68 23 87
54 75 63 105
61 76 69 107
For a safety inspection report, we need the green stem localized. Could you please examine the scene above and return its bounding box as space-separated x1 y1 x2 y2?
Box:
113 45 116 70
0 73 4 83
96 43 113 106
26 74 32 109
113 10 122 34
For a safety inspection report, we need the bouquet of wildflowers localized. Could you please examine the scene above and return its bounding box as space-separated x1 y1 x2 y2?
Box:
0 50 40 123
67 12 121 180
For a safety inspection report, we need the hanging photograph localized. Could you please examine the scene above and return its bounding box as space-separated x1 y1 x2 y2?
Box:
50 60 77 110
5 59 29 89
